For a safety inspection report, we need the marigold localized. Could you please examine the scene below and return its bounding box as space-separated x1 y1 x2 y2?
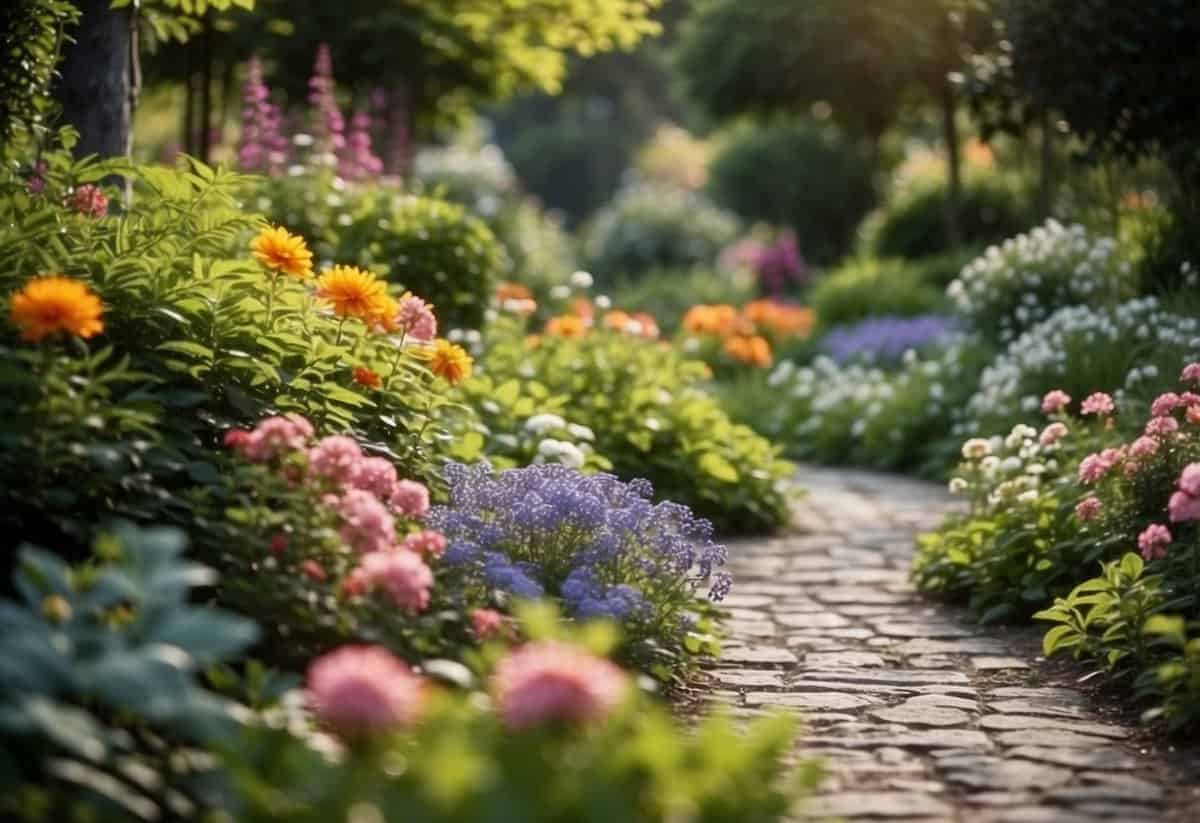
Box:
723 334 772 367
682 304 740 337
545 314 588 339
251 225 314 279
353 366 381 388
496 281 533 302
316 265 390 322
603 310 633 332
426 338 473 384
9 276 104 342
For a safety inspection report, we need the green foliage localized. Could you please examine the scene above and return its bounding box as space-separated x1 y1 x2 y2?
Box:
250 170 505 330
0 0 77 146
474 318 794 533
707 118 877 266
866 171 1034 261
0 522 258 822
582 183 740 283
810 258 947 330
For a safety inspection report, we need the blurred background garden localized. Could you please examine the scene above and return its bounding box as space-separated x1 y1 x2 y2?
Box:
5 0 1200 819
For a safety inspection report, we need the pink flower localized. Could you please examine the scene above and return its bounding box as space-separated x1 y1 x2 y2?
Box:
242 414 315 461
307 435 364 485
1169 490 1200 523
1178 464 1200 498
1188 406 1200 425
69 184 108 218
1145 416 1180 438
389 479 430 518
301 559 328 582
334 489 397 554
395 294 437 342
1151 392 1182 417
1039 422 1069 447
1075 497 1102 522
350 550 433 612
1041 390 1072 415
349 456 399 501
1137 524 1171 561
470 608 505 641
1181 362 1200 383
1181 392 1200 406
1080 392 1115 417
224 428 252 452
401 530 447 558
1129 436 1160 458
491 642 628 731
1078 448 1123 484
270 534 289 554
306 645 426 737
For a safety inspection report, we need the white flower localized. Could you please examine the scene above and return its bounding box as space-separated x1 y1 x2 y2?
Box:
550 285 571 300
536 438 585 469
948 478 968 494
1017 489 1039 504
525 413 567 434
570 270 594 289
962 438 992 460
566 423 594 441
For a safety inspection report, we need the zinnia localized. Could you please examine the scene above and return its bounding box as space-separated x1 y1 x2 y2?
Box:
394 293 438 342
491 642 628 730
316 265 389 321
251 225 314 279
545 314 587 339
426 339 472 384
9 276 104 342
306 645 426 737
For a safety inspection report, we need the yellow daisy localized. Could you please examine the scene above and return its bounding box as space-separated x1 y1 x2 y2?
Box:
315 265 390 322
251 225 314 279
9 275 104 342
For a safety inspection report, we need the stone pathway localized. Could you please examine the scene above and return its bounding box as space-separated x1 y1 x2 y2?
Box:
710 466 1200 823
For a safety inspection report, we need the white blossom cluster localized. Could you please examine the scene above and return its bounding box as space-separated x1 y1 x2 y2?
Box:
960 298 1200 436
947 219 1128 342
482 411 597 470
412 143 516 219
950 422 1067 514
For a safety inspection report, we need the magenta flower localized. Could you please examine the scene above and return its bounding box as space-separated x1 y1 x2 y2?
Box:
1075 496 1102 522
1169 490 1200 523
1041 390 1072 415
1080 392 1115 416
237 55 288 173
308 43 346 156
1178 464 1200 498
1137 524 1171 561
491 642 628 731
241 414 315 462
306 645 426 737
347 550 433 612
395 293 437 342
339 108 383 181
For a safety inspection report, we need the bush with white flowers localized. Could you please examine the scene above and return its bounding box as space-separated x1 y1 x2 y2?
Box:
947 219 1130 342
961 298 1200 437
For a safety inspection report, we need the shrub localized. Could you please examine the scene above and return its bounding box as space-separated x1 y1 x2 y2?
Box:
491 200 578 303
250 169 506 330
0 523 261 822
867 171 1034 261
218 609 822 822
707 119 877 266
412 143 518 222
473 317 794 534
581 183 740 282
809 257 947 330
429 462 730 671
960 298 1200 438
607 267 755 337
947 219 1131 343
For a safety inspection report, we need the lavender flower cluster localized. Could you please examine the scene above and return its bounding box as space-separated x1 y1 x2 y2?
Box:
428 463 730 633
821 314 958 365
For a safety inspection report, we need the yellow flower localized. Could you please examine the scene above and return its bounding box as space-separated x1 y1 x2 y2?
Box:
9 275 104 342
426 338 473 385
251 225 314 279
315 265 390 321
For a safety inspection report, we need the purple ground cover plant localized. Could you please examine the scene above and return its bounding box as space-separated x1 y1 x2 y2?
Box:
821 314 958 364
428 463 730 649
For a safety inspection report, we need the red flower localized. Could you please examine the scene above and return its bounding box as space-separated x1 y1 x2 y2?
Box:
301 559 328 582
353 366 382 388
270 534 289 554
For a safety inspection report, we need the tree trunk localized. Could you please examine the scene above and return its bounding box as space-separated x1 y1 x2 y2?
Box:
939 74 963 249
57 0 135 159
198 17 214 163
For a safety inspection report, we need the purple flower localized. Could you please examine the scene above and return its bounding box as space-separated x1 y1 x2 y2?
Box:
427 463 731 643
821 314 958 364
238 55 288 174
308 43 345 156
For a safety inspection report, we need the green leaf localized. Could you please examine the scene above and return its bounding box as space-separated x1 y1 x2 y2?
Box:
698 452 739 483
1042 624 1076 657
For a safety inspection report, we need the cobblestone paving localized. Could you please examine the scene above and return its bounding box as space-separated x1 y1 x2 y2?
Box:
710 466 1200 823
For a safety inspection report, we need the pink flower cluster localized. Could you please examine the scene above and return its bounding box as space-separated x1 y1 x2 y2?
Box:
1182 362 1200 383
1080 392 1115 417
307 645 426 737
1041 390 1072 415
1078 447 1125 484
470 608 505 641
343 549 433 612
1039 422 1068 447
225 414 315 462
491 641 628 731
69 184 108 218
339 109 383 182
308 43 346 154
395 293 437 342
1169 464 1200 523
1138 523 1172 562
238 55 288 174
1075 496 1102 522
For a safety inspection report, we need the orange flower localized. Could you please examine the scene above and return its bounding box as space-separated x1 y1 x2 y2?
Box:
251 225 314 279
426 338 473 384
9 275 104 342
496 281 533 302
571 298 595 325
631 312 660 340
353 366 382 388
603 310 633 332
723 334 772 367
366 293 401 333
315 265 390 322
545 314 587 339
743 300 813 338
682 304 740 337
